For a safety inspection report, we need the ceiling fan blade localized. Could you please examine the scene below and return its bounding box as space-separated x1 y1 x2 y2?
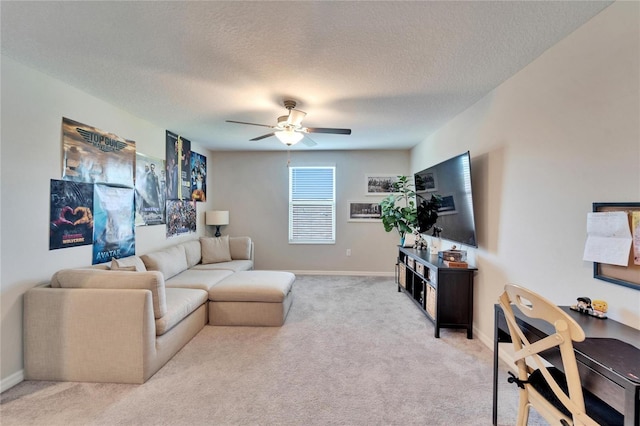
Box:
250 133 275 141
287 109 307 127
305 127 352 135
226 120 275 129
301 134 318 147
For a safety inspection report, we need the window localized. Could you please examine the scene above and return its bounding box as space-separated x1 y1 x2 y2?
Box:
289 166 335 244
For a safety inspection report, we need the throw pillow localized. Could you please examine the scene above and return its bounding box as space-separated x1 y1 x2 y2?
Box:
182 239 202 268
111 256 147 272
201 235 232 264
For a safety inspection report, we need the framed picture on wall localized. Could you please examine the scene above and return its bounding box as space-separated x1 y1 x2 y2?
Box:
365 174 399 196
348 201 382 222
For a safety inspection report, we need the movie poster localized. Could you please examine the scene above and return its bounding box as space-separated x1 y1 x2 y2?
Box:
49 179 94 250
166 199 197 238
165 131 191 200
92 184 135 264
190 151 207 202
165 131 179 200
62 117 135 186
135 153 166 226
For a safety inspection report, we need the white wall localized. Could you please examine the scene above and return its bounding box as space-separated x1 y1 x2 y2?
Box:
0 56 215 390
208 150 409 272
411 1 640 348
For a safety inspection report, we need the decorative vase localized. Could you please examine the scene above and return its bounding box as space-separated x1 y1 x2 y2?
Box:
430 237 440 255
400 236 405 247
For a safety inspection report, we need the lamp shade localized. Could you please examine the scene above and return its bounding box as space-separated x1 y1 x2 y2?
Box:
275 130 304 146
206 210 229 226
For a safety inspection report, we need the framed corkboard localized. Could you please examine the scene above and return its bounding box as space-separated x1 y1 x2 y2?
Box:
592 202 640 290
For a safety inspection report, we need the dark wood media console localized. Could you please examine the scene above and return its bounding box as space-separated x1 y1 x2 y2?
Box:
396 246 477 339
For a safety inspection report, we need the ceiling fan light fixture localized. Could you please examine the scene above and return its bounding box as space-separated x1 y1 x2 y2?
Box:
275 130 304 146
226 99 351 146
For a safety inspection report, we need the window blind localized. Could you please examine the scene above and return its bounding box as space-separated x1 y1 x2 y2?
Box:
289 166 335 244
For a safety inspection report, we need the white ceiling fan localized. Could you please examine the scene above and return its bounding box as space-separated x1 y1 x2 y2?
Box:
226 100 352 147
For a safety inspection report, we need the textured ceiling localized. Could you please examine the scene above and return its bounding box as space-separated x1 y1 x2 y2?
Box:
1 1 612 151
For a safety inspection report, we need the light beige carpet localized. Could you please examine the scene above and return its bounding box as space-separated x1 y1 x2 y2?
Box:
1 275 543 425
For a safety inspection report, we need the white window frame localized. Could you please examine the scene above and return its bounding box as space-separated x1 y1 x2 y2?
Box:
288 166 336 244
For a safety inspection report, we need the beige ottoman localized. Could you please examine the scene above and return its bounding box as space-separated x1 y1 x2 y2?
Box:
208 271 295 326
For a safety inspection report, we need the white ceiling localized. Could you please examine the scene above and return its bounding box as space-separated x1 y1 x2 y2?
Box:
1 1 612 151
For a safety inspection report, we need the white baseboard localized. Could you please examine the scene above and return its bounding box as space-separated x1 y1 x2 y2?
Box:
287 270 395 277
475 326 493 350
1 369 24 393
475 326 517 370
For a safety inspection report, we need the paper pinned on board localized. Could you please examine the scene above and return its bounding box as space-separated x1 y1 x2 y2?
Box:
633 211 640 266
583 211 632 267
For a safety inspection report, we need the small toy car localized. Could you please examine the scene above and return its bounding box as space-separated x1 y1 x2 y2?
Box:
575 297 592 313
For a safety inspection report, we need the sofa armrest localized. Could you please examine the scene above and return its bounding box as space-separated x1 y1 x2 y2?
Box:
24 287 157 383
51 269 167 318
229 236 254 261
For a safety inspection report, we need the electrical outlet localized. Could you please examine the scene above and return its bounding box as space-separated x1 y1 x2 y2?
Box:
346 249 351 256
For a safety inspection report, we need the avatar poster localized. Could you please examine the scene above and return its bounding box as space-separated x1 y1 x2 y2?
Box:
190 151 207 202
62 117 135 186
92 184 135 264
165 130 191 200
135 153 166 226
166 200 196 238
49 179 94 250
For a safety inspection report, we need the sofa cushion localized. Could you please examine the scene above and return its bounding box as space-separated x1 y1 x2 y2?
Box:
229 236 252 260
165 269 234 292
50 269 167 319
200 236 232 264
191 260 253 273
209 271 295 303
141 245 188 280
181 239 201 269
111 256 147 272
155 288 208 336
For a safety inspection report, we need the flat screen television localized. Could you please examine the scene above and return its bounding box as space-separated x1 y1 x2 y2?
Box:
414 151 478 248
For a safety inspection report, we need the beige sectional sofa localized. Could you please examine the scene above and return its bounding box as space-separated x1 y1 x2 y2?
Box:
23 236 295 384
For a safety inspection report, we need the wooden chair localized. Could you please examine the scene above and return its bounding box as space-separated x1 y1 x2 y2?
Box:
499 284 623 426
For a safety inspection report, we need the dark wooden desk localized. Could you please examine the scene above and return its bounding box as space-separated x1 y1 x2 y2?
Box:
493 304 640 426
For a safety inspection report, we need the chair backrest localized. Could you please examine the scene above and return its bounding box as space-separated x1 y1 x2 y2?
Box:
499 284 598 426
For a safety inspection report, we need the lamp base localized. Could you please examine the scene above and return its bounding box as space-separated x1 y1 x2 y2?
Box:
215 226 221 237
